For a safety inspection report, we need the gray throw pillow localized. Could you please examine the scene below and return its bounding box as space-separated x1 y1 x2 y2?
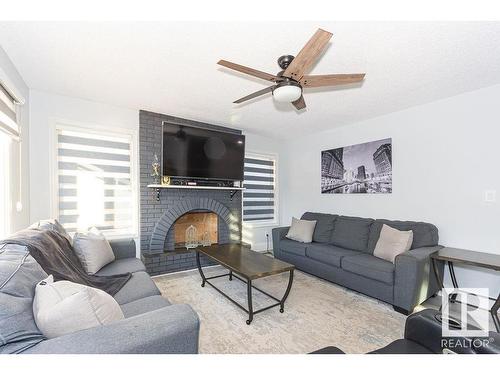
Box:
286 217 317 243
72 228 115 274
30 219 73 245
373 224 414 263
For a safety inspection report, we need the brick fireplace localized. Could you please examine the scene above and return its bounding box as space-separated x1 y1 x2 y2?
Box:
139 110 243 275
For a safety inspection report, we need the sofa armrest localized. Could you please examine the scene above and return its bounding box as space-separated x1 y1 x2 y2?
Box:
394 246 444 312
23 304 200 354
404 308 445 353
272 226 290 258
109 238 137 260
405 308 500 354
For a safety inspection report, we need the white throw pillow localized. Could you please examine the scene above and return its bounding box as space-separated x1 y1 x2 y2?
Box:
33 275 124 339
373 224 414 263
286 217 317 243
72 227 115 274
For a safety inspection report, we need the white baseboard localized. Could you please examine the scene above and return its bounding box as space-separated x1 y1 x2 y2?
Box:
250 241 270 253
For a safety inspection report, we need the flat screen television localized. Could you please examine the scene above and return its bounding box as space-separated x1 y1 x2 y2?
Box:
162 123 245 181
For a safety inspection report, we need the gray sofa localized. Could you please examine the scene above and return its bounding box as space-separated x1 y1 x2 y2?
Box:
272 212 444 314
0 235 200 354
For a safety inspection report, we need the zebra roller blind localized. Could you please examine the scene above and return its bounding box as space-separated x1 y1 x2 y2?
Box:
56 127 135 236
243 155 276 223
0 83 19 139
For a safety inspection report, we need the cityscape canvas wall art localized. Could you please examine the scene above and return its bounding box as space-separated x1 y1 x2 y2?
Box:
321 138 392 194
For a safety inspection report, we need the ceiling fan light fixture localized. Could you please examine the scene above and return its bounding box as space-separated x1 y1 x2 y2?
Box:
218 28 365 111
272 81 302 103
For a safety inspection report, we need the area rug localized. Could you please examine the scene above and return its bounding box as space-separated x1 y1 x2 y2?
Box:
153 266 406 354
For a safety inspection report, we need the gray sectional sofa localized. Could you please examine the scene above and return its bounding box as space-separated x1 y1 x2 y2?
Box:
1 234 200 354
272 212 444 314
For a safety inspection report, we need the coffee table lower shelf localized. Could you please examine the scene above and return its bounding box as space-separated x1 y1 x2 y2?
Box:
195 252 294 325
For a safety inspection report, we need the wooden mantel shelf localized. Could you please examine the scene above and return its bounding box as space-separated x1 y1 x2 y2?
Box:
147 184 244 191
147 184 245 201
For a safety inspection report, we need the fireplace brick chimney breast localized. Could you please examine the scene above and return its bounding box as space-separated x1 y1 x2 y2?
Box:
139 110 243 275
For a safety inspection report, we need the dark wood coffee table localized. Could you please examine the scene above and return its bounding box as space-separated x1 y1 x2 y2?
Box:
195 243 295 325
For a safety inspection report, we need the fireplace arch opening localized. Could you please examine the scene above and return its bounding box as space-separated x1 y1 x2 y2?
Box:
149 197 239 253
174 211 218 249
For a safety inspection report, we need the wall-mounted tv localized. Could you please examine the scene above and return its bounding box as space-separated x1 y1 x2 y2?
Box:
162 123 245 181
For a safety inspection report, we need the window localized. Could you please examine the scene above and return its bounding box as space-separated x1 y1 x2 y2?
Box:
0 82 18 238
0 83 19 139
243 154 277 224
55 125 137 237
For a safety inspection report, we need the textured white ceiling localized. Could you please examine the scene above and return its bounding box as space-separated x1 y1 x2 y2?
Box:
1 21 500 139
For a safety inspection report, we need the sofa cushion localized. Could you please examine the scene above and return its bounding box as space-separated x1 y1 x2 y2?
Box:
96 258 146 276
330 216 374 252
342 254 394 285
112 271 161 305
306 243 360 268
367 219 439 252
0 244 47 354
279 239 307 257
301 212 338 243
120 295 172 318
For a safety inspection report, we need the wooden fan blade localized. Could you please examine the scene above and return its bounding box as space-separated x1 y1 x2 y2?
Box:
233 86 274 104
283 28 333 81
218 60 279 82
292 95 306 110
301 73 365 87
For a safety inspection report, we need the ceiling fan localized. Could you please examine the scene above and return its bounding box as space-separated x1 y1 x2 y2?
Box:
217 28 365 110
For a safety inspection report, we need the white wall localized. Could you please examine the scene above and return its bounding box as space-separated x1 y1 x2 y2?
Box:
0 46 30 233
241 131 284 251
28 91 284 254
29 84 499 298
280 84 500 297
29 90 139 253
29 90 139 222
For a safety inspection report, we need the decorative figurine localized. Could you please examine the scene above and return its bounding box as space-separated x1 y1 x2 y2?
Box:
151 154 161 184
162 175 171 185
